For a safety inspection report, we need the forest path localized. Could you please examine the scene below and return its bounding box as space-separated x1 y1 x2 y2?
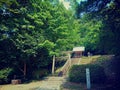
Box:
0 76 66 90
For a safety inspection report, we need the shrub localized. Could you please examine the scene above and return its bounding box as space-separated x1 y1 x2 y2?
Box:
0 68 13 84
33 69 49 79
69 64 106 84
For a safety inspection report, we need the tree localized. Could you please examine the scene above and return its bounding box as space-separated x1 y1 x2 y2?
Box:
78 14 103 54
72 0 120 55
0 0 82 82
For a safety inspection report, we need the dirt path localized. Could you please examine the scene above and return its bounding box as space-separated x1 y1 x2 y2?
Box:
0 76 66 90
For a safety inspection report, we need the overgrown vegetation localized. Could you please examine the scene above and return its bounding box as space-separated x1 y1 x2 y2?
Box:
69 64 106 83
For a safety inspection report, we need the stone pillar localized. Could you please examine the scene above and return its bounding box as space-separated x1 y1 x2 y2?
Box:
52 55 55 75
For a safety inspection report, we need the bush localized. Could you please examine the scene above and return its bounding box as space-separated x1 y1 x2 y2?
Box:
0 68 13 84
69 64 106 84
33 69 49 79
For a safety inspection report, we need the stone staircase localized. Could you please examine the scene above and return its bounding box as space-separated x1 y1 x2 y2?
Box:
34 76 65 90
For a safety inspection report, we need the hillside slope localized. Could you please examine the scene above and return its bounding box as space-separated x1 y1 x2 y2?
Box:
61 55 120 90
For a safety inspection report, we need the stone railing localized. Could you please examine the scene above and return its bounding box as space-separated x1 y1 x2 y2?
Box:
60 58 81 75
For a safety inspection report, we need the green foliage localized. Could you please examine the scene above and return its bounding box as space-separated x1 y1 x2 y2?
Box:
69 64 106 83
74 0 120 55
39 40 55 56
0 68 13 84
78 15 103 54
0 0 18 7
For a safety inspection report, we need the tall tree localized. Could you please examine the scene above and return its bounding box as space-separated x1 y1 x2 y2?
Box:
73 0 120 55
